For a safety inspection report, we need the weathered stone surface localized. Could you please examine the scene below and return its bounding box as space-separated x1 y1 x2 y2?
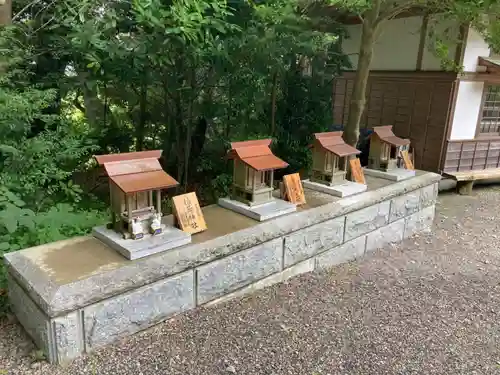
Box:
420 183 438 208
6 172 442 320
5 174 443 365
52 311 84 364
83 270 194 350
218 197 296 221
93 225 192 260
389 189 420 222
364 168 416 181
7 274 54 361
284 217 344 267
302 179 367 198
366 219 405 253
205 259 314 307
3 249 60 318
315 236 367 269
197 238 282 304
345 201 391 241
404 205 435 238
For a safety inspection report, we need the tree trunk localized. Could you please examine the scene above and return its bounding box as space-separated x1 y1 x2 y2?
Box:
343 0 381 147
189 67 215 166
161 75 175 162
226 79 232 139
77 71 123 151
270 71 278 136
136 78 147 151
81 79 105 128
0 0 11 26
189 117 208 166
174 91 184 186
182 67 196 191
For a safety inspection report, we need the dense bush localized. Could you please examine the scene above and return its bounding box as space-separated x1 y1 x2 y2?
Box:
0 52 108 314
0 0 350 314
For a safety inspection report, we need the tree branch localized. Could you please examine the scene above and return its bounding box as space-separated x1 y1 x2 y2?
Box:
12 0 39 21
73 92 85 113
377 0 416 24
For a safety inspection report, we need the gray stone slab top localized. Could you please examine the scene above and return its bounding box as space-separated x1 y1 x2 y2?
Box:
4 171 441 318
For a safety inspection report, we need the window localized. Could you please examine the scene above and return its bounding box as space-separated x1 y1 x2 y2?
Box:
478 85 500 135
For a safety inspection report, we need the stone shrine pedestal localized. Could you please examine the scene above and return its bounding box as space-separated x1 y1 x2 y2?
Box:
218 197 296 221
302 179 367 198
93 224 191 260
363 168 416 182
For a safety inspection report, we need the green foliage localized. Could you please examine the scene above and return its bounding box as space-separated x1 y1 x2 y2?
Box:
320 0 500 147
0 186 107 316
0 0 351 315
1 127 97 207
0 29 108 315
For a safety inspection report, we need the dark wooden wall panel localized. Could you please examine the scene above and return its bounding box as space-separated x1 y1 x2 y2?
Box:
444 140 500 173
333 72 456 172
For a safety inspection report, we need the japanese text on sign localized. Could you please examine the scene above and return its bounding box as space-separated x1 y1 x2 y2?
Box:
172 192 207 234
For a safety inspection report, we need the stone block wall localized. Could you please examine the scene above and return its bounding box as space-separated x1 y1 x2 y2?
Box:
6 174 439 365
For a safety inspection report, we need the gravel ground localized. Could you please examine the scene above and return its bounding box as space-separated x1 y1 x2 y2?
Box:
2 186 500 375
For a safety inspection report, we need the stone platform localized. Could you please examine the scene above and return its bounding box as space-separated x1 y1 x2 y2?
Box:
218 197 296 221
4 171 440 365
302 179 367 198
93 225 191 260
364 167 416 181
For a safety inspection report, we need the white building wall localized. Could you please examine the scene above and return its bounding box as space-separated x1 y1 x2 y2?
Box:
449 81 484 140
448 28 490 140
462 28 490 72
421 17 459 70
342 16 423 70
341 16 492 142
342 15 460 71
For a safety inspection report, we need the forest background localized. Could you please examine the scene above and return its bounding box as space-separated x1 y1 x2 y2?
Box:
1 0 499 313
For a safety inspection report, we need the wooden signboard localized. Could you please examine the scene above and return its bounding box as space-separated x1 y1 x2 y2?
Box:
282 173 306 205
172 192 207 234
349 158 366 185
400 150 414 170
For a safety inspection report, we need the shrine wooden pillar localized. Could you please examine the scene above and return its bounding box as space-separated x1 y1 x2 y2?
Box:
156 190 162 216
126 195 132 221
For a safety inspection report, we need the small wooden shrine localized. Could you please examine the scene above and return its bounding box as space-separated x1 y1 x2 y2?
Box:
95 150 179 240
227 139 288 206
310 131 361 186
368 126 410 171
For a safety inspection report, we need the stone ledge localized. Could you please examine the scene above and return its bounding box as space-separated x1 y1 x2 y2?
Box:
315 236 367 269
283 217 345 267
5 174 440 365
7 275 55 360
204 258 315 307
196 239 283 304
366 218 405 253
345 201 391 241
83 270 194 351
4 172 441 318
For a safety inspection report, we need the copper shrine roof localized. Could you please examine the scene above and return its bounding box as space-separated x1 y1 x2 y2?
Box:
94 150 179 194
371 126 410 147
312 131 361 157
227 139 288 171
